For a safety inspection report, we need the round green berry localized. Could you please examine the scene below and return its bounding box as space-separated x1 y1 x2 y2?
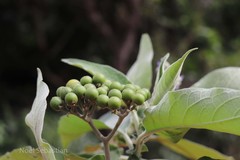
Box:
108 96 122 109
101 85 109 92
132 93 145 105
73 85 86 97
136 89 148 99
65 92 78 105
108 89 122 99
80 76 92 85
124 84 136 90
50 96 63 110
122 88 135 101
84 83 96 89
56 86 72 99
93 73 106 84
66 79 81 89
109 81 123 90
103 80 112 88
97 87 108 95
97 95 109 107
134 85 141 90
141 88 151 99
85 87 99 100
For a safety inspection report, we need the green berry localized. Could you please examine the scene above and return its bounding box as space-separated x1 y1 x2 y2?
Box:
134 85 141 90
124 84 136 90
103 80 112 88
122 88 135 101
108 89 122 99
97 95 109 107
136 89 148 99
108 96 122 109
56 86 72 99
73 85 86 97
50 96 63 110
132 93 145 105
93 73 106 84
97 87 108 95
80 76 92 85
65 92 78 105
101 85 109 92
141 88 151 99
109 81 123 90
66 79 81 89
84 83 96 89
85 87 99 100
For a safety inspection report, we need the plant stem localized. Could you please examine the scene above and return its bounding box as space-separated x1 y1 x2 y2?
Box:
103 141 111 160
87 112 129 160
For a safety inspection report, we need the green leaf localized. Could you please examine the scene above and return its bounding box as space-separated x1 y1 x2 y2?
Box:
25 68 56 160
61 58 130 84
58 114 108 148
0 147 43 160
126 34 154 89
192 67 240 90
0 147 86 160
88 154 105 160
153 53 170 89
144 88 240 137
156 138 233 160
150 48 198 105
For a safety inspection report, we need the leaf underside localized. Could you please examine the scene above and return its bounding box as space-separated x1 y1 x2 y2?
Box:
127 33 153 89
192 67 240 90
61 58 130 84
144 88 240 137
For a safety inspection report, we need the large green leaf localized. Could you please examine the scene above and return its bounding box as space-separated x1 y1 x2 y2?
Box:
150 48 198 105
0 147 43 160
192 67 240 90
61 58 130 84
156 138 233 160
25 68 56 160
144 88 240 136
126 34 153 89
58 114 108 148
0 147 86 160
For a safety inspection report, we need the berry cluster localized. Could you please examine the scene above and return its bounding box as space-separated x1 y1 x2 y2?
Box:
50 73 151 115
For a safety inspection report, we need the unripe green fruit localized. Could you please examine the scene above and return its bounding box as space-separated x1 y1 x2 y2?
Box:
85 87 99 100
56 86 72 99
136 89 148 99
141 88 151 99
103 80 112 88
122 88 135 101
93 73 106 84
80 76 92 85
132 93 145 105
134 85 141 90
97 95 109 107
84 83 96 89
97 87 108 95
109 81 123 90
65 92 78 105
50 96 63 110
73 85 86 97
108 96 121 109
108 89 122 99
124 84 136 90
66 79 81 89
101 85 109 92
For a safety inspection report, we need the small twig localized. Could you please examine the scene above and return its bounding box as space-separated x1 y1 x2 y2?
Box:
88 118 104 140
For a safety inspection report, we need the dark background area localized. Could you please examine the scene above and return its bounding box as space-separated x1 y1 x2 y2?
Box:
1 0 240 159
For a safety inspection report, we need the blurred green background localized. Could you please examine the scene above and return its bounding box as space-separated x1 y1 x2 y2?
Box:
1 0 240 159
